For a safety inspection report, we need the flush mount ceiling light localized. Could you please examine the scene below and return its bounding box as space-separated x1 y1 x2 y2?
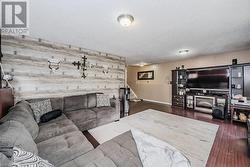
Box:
138 62 147 67
139 63 145 67
117 14 134 27
178 49 190 56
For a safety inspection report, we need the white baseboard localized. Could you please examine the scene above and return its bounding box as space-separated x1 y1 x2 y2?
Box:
143 99 172 106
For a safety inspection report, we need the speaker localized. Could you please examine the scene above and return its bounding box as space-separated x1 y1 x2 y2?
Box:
232 59 238 65
212 106 225 119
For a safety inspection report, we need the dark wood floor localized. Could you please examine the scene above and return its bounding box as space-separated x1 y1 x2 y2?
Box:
129 101 250 167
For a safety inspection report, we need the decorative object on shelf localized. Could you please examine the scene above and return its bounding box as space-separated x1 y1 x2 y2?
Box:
233 94 243 100
239 113 247 122
0 63 13 89
233 112 238 120
48 58 61 71
179 90 185 96
72 55 87 78
237 84 241 89
238 72 242 77
239 97 247 103
232 95 247 103
137 70 154 80
186 95 194 109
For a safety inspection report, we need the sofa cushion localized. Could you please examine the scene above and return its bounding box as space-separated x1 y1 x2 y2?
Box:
70 119 97 132
60 131 142 167
0 121 38 158
0 101 39 139
87 93 97 108
97 131 142 167
64 95 87 111
37 131 94 166
35 114 78 143
65 108 97 131
91 107 115 118
65 108 96 124
30 99 53 123
91 107 119 126
59 149 116 167
0 152 10 167
27 97 64 111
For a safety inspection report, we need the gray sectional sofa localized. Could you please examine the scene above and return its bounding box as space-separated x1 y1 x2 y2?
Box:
27 93 120 131
0 93 143 167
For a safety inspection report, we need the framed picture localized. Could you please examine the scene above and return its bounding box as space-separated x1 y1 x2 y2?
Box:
137 70 154 80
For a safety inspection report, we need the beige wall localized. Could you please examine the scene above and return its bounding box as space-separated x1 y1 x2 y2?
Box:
127 49 250 104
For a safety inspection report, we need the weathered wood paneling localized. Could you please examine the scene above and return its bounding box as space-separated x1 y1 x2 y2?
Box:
1 35 125 101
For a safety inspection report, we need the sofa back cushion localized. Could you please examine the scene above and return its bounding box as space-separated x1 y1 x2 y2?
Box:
0 120 38 158
87 93 97 108
0 101 39 139
64 95 88 111
27 97 63 111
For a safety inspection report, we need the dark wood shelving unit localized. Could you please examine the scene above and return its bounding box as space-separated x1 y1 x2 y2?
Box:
171 69 187 108
229 63 250 123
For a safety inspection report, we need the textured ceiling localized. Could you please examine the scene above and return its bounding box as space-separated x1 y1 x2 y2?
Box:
30 0 250 65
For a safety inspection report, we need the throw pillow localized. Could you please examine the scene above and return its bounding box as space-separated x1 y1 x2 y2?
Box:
11 147 54 167
30 99 52 123
96 94 110 107
40 109 62 123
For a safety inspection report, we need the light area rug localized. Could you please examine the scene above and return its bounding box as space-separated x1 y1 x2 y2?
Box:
89 109 219 167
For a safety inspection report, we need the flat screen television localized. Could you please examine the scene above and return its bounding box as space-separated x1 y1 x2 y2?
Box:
187 68 229 90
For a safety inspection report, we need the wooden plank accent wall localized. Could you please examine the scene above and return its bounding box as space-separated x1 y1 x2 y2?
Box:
1 35 126 102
